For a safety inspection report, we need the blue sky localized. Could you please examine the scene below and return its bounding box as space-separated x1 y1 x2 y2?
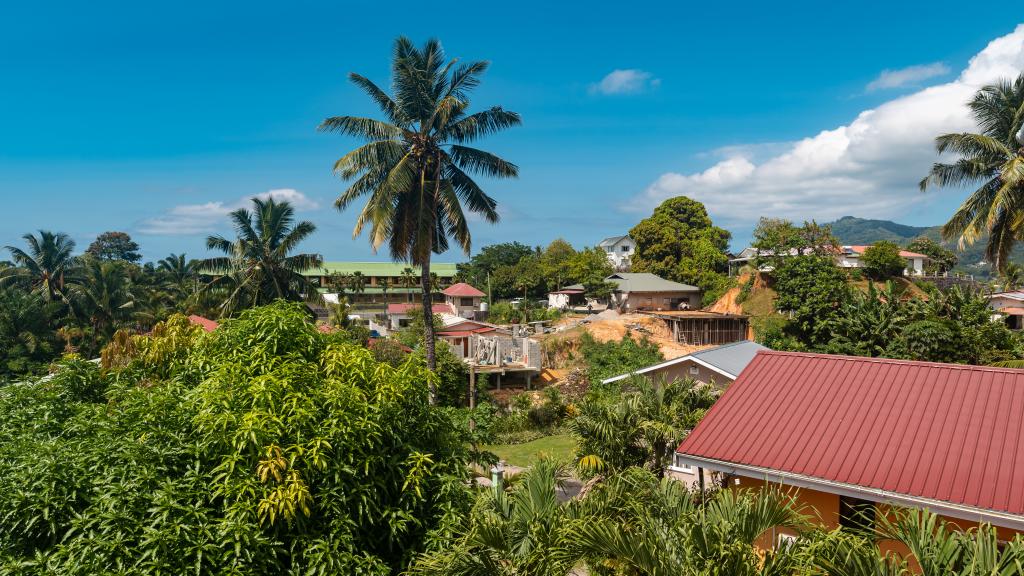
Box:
1 2 1022 262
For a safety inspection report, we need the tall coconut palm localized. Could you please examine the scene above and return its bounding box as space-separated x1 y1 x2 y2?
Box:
921 74 1024 272
1 230 79 301
199 197 323 316
401 267 416 303
320 37 520 375
65 257 136 344
1002 262 1024 290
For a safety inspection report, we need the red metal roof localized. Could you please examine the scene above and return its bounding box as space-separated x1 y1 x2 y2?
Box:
188 315 219 332
678 351 1024 516
442 282 485 297
845 245 929 259
386 303 454 315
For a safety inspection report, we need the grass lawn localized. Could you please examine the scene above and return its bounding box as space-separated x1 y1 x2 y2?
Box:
482 434 576 467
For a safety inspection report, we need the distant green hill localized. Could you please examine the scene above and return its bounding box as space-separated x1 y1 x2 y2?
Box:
824 216 1024 278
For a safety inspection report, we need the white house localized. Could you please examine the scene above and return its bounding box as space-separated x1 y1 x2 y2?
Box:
598 235 636 270
728 245 929 277
988 291 1024 330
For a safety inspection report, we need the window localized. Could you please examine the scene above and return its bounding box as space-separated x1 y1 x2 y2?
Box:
777 533 798 549
622 245 630 252
459 297 475 306
839 496 875 532
398 319 410 328
688 365 700 376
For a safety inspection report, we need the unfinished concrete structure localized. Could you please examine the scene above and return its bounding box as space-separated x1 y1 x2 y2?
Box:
642 310 751 347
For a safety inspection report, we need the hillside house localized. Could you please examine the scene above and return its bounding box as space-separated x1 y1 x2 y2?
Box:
988 291 1024 330
673 351 1024 549
602 340 767 388
386 302 455 331
728 246 929 276
598 235 636 270
303 261 459 306
442 282 485 319
606 272 702 312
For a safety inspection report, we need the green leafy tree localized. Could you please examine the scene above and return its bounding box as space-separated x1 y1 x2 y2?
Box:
401 267 417 302
200 197 323 315
455 242 534 292
629 196 732 305
861 241 907 280
921 73 1024 272
321 37 520 376
1 230 79 301
824 281 908 357
905 237 958 275
773 255 851 347
85 231 142 263
539 239 577 291
751 218 838 269
0 303 474 574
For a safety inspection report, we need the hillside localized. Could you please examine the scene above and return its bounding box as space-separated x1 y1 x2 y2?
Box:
824 216 1024 277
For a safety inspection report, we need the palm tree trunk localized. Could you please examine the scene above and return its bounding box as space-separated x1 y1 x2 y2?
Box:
420 258 438 401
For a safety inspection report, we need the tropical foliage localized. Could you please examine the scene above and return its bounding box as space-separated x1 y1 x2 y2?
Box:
200 197 323 314
861 241 907 280
0 303 474 574
921 73 1024 272
571 376 716 477
322 36 519 372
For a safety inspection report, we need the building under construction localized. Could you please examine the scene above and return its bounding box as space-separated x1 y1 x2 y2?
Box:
641 310 751 347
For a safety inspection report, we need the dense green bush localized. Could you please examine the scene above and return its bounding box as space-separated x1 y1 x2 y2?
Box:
0 302 473 575
772 255 851 347
579 332 664 385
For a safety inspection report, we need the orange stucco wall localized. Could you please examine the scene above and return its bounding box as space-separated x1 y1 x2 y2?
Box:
730 476 1022 557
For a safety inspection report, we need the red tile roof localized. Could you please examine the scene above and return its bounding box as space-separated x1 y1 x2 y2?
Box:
386 303 454 315
188 315 219 332
678 351 1024 517
442 282 485 297
845 245 929 259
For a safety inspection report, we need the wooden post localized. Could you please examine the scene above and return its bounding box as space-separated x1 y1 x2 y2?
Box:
496 372 502 390
469 366 476 410
526 372 532 391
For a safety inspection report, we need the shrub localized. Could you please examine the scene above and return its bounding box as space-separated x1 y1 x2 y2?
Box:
0 302 473 575
579 332 664 385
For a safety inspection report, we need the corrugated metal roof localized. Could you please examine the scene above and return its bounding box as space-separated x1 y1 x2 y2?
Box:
301 262 459 277
602 340 767 384
188 315 219 332
598 235 630 247
607 272 700 293
678 351 1024 517
442 282 485 297
386 303 455 315
690 341 769 378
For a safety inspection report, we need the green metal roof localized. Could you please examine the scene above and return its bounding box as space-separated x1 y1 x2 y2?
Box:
302 261 459 277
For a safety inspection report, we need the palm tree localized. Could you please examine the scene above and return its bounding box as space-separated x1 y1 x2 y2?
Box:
65 257 136 344
921 74 1024 272
379 276 390 304
348 271 367 300
1 230 79 301
320 37 520 375
401 267 416 303
1002 262 1024 290
199 197 323 316
408 460 580 576
570 376 717 478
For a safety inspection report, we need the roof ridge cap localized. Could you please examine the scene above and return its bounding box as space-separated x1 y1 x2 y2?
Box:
757 350 1024 374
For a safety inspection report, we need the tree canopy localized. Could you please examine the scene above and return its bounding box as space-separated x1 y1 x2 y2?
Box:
85 231 142 263
629 196 732 305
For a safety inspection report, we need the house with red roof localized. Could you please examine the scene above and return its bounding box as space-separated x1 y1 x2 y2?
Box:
988 290 1024 330
674 350 1024 547
442 282 486 319
385 302 456 331
187 315 219 333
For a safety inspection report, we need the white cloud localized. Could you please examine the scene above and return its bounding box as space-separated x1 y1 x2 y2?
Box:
629 24 1024 229
866 62 951 91
138 189 320 235
590 69 660 95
